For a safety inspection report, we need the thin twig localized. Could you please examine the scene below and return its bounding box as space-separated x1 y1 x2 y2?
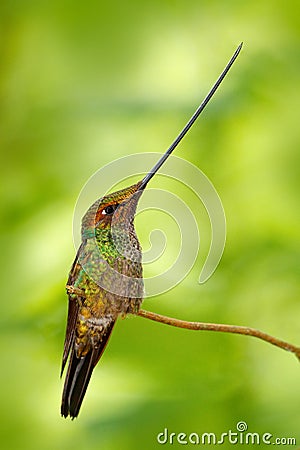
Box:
137 309 300 361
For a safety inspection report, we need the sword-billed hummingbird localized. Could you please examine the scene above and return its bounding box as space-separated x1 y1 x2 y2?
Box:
61 43 242 418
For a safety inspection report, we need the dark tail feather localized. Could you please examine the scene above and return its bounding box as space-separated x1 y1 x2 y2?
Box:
61 320 115 419
61 348 94 418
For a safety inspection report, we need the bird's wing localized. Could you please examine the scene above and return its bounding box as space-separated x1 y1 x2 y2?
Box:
61 245 83 376
61 317 115 419
61 242 117 418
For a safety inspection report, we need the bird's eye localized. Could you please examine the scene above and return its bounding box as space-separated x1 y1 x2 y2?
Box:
102 205 117 215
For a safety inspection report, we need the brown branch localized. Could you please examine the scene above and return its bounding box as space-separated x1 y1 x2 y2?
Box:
137 309 300 361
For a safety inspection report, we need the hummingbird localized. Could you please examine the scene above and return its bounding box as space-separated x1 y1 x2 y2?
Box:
61 43 242 419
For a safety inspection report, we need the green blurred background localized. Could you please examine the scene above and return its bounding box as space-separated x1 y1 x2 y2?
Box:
1 1 300 449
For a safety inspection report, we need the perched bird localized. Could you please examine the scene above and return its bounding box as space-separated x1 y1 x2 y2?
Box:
61 183 144 418
61 43 242 418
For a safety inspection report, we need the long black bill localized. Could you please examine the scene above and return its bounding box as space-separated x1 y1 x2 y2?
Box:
139 42 243 191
